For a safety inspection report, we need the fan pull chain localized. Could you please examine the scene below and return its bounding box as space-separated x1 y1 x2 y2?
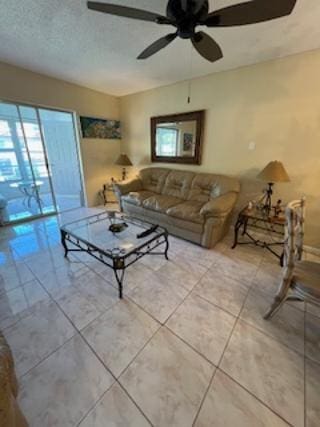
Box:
187 43 194 104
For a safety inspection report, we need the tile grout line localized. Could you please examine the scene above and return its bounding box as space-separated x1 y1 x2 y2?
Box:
163 324 217 368
220 261 300 426
92 248 234 427
237 261 310 361
194 287 246 318
218 368 294 427
192 274 253 426
192 368 218 427
193 259 296 427
193 262 262 425
18 235 258 424
31 268 156 427
18 332 79 381
166 247 262 426
75 330 156 427
79 323 162 427
4 224 310 426
70 259 165 427
121 249 215 326
162 267 210 325
15 257 121 381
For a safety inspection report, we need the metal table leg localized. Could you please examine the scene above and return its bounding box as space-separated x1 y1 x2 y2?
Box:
113 258 125 299
232 217 243 249
61 230 69 257
113 268 125 299
164 232 169 260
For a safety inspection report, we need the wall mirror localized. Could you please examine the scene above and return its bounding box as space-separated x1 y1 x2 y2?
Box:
151 110 204 164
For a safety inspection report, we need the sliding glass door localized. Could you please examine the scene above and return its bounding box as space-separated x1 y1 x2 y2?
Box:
38 109 84 213
0 101 83 224
0 102 56 223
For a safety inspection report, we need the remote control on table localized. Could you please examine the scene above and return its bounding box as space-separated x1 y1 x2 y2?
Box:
136 225 158 239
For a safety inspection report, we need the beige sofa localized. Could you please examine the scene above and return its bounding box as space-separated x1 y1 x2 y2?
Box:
114 167 240 248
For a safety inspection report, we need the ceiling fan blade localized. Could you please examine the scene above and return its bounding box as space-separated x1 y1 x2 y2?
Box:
137 33 177 59
87 2 171 24
204 0 297 27
192 31 223 63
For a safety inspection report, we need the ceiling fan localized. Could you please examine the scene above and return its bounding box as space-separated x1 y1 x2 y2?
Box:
87 0 297 63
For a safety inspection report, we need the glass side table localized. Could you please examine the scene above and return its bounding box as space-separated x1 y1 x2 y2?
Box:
232 206 286 265
100 182 118 206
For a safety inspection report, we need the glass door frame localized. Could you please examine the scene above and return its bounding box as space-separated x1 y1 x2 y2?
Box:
37 106 86 210
0 98 86 224
17 104 58 218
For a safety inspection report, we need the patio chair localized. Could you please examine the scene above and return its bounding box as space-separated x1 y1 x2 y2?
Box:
264 198 320 319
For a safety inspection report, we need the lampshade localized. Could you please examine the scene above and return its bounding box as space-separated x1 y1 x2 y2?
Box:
257 161 290 183
115 153 133 166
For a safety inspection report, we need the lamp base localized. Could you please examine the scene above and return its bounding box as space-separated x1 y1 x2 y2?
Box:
122 167 127 181
260 182 274 215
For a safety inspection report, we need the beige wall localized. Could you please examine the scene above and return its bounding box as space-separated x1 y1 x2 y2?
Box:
1 51 319 246
0 62 121 206
120 50 320 247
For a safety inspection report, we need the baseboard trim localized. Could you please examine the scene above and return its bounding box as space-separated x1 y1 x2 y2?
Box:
304 245 320 257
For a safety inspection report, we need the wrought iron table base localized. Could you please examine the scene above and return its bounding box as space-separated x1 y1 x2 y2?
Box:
232 217 285 266
60 229 169 299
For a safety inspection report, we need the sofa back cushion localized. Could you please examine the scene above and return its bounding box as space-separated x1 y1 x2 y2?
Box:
139 168 170 194
162 170 195 200
188 173 240 202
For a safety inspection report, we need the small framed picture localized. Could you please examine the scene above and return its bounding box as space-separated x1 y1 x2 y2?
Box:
183 132 193 151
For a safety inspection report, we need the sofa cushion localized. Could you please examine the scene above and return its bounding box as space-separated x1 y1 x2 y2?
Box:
122 201 204 236
139 168 170 193
122 191 155 207
188 173 240 202
142 194 182 213
162 170 195 199
167 200 205 224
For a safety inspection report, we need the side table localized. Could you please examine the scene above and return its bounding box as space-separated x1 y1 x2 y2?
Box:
100 182 117 206
232 207 286 266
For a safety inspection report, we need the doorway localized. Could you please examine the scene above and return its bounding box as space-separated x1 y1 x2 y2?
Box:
0 101 84 225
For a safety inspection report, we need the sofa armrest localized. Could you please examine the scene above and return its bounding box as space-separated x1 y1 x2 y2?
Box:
200 192 238 218
113 179 143 197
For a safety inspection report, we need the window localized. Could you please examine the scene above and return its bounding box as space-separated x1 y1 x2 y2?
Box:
17 122 48 179
0 117 49 182
0 121 14 149
156 127 178 157
0 120 21 182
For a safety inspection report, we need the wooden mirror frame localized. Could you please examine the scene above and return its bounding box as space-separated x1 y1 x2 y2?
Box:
150 110 205 165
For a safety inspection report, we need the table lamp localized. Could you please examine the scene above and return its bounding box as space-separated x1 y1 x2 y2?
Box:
257 161 290 214
115 153 133 181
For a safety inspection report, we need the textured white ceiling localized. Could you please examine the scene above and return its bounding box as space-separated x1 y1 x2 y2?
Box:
0 0 320 96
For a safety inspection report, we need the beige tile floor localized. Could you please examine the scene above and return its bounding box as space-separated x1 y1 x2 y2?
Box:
0 207 319 427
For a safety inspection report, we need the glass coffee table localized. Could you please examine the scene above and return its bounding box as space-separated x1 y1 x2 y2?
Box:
60 211 169 298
